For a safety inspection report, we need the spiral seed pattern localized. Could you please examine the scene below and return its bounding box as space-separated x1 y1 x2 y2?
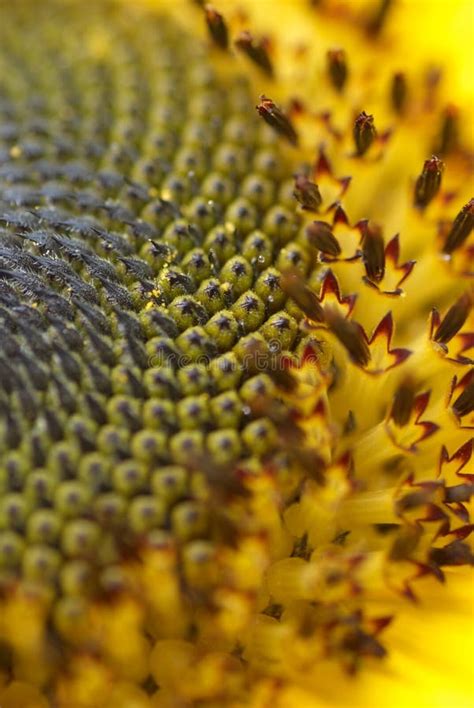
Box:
0 1 312 603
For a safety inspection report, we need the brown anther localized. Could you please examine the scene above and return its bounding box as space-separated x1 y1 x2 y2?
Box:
452 380 474 418
325 309 371 367
327 49 348 92
267 364 298 392
434 292 471 344
397 489 435 512
256 95 299 146
235 31 273 76
306 221 341 257
343 410 356 435
413 155 444 209
434 105 460 156
239 337 270 375
443 199 474 254
430 539 474 567
292 446 326 485
291 533 312 560
390 379 416 427
343 629 387 659
298 608 317 638
444 483 474 504
293 175 322 211
353 111 376 156
391 72 407 114
366 0 393 36
204 5 229 49
362 222 385 282
280 270 324 322
389 526 421 560
262 603 283 620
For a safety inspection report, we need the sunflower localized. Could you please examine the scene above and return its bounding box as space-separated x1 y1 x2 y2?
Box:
0 1 472 707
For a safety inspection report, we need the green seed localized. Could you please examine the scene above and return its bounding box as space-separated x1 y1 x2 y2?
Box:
151 466 188 505
207 429 242 465
61 519 101 558
113 460 148 497
23 545 61 584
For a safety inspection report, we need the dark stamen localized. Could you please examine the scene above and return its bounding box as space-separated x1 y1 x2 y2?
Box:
262 603 283 620
366 0 393 36
362 223 385 282
391 72 407 114
325 310 371 367
430 540 474 566
444 483 474 504
434 105 460 156
294 175 322 211
452 381 474 418
204 5 229 49
413 155 444 209
343 629 387 659
291 533 312 561
306 221 341 257
434 293 471 344
353 111 376 156
280 271 324 322
256 95 299 146
391 380 415 427
327 49 348 92
235 31 273 76
389 526 421 560
442 199 474 254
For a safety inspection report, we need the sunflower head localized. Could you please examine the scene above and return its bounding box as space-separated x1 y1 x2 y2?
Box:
0 1 472 706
